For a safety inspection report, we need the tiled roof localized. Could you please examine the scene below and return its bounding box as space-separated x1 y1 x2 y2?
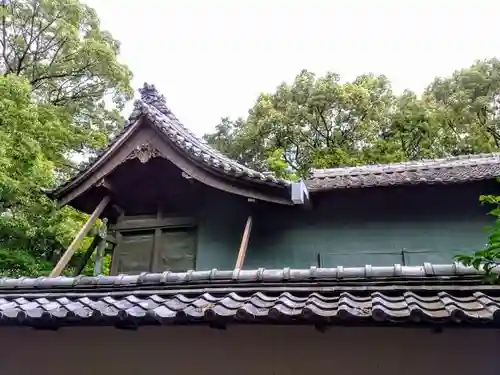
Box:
51 83 289 197
1 264 499 328
1 290 499 328
0 263 493 288
136 85 289 186
307 153 500 191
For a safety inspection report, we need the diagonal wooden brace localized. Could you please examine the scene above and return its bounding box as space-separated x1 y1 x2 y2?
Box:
49 196 110 277
234 215 253 269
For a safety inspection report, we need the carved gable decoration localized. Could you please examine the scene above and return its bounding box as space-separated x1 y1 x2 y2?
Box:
127 142 164 164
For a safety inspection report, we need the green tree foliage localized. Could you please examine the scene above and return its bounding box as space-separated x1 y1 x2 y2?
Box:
0 74 85 276
204 59 500 178
455 194 500 282
0 0 133 162
426 58 500 155
0 0 132 277
205 71 396 177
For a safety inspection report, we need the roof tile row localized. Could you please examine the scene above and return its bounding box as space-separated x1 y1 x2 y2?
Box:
0 291 498 327
308 153 500 190
0 263 493 289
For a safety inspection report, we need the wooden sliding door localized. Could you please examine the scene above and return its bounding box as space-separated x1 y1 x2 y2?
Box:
113 230 154 274
111 219 197 275
153 229 197 273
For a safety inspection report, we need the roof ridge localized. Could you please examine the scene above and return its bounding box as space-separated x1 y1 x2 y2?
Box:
144 103 248 170
310 152 500 177
131 83 289 185
137 83 287 180
0 263 494 289
137 84 246 164
140 102 289 185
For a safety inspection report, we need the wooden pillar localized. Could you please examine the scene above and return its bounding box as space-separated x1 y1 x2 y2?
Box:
234 215 253 269
93 219 108 276
151 210 162 272
50 196 111 277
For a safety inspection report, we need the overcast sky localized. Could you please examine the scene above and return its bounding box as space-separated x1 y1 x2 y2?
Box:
84 0 500 136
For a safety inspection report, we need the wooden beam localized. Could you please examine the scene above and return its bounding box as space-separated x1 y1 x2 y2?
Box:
110 216 196 232
234 215 253 269
50 196 111 277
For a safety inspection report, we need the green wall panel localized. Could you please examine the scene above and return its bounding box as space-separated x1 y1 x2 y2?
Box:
195 189 248 270
194 181 498 270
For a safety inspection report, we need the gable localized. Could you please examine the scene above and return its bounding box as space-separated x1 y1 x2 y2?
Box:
52 118 293 214
49 84 295 214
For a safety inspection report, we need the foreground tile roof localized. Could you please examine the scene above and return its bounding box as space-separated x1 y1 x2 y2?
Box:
1 263 499 329
307 153 500 191
1 290 499 328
